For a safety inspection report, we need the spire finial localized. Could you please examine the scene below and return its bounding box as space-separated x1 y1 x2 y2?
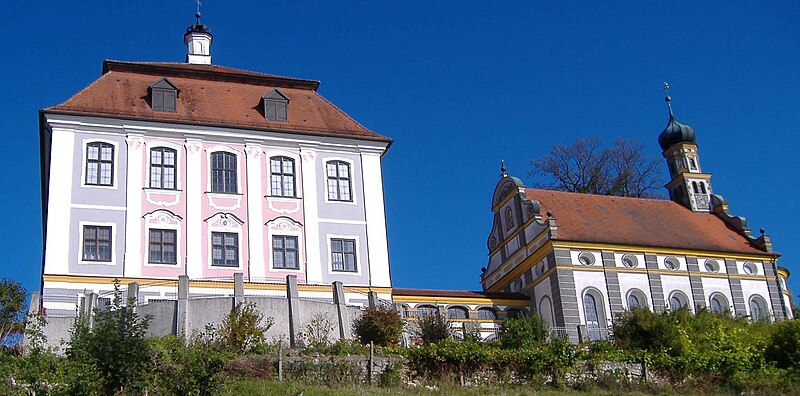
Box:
195 0 203 21
663 81 674 115
500 160 507 178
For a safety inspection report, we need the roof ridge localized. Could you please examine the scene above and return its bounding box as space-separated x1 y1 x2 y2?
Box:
527 187 673 204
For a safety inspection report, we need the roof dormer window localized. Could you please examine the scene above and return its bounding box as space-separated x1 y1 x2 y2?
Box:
150 77 179 112
262 88 288 122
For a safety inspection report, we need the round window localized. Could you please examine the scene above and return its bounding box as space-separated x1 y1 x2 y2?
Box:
743 262 757 275
621 254 638 268
664 257 680 270
578 252 595 266
704 259 720 273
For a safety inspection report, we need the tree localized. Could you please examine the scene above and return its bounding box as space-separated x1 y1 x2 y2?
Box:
530 137 663 198
353 305 404 347
0 278 26 346
499 316 550 349
213 301 273 355
412 311 451 345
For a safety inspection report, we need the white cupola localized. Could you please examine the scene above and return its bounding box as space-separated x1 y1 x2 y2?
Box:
184 12 212 65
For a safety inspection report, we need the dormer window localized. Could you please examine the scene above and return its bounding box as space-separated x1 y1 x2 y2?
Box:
150 77 179 112
262 89 288 122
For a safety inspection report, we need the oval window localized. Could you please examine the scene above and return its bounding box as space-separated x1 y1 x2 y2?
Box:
704 259 720 273
578 252 595 266
743 262 757 275
622 254 638 268
664 257 680 270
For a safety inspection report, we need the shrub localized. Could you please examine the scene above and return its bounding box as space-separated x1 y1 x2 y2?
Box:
413 311 451 345
214 301 274 355
353 305 404 347
148 335 227 395
300 312 336 349
66 283 151 394
765 318 800 369
0 279 26 346
499 315 550 349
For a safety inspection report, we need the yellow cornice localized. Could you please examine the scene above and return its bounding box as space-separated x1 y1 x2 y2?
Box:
392 295 527 306
489 221 547 257
485 242 553 292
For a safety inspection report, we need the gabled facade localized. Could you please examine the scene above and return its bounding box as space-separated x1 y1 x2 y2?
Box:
482 95 792 342
39 18 393 315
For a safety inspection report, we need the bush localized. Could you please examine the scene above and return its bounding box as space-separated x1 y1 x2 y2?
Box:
499 315 550 349
765 318 800 369
353 306 404 347
148 336 227 395
211 301 274 355
299 312 336 349
0 278 26 346
66 284 151 394
413 311 451 345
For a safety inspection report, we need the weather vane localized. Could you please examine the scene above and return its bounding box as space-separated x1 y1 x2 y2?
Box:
196 0 202 14
663 81 673 110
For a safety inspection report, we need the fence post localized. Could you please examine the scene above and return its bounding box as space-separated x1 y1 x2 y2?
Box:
126 282 139 309
367 291 378 310
577 324 589 344
332 281 348 339
278 341 284 381
286 275 300 348
233 272 244 308
27 292 41 316
368 341 374 386
83 292 97 329
177 275 189 338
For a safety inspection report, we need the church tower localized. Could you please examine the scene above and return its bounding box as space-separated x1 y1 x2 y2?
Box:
658 83 713 212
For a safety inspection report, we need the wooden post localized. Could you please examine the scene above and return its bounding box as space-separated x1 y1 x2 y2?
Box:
641 352 648 382
278 341 284 382
368 341 374 386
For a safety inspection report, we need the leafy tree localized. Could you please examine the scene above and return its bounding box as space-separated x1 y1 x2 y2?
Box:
530 137 663 198
412 311 451 345
352 305 404 347
765 319 800 369
66 283 151 394
148 336 227 396
0 279 26 346
499 315 550 349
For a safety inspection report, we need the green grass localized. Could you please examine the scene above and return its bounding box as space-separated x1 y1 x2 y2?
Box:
216 379 660 396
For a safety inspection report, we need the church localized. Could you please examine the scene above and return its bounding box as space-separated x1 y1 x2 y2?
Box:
36 13 792 343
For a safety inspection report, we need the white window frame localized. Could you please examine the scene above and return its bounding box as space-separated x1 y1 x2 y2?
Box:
326 234 361 275
145 141 183 191
322 157 357 205
205 146 243 194
80 138 119 190
143 210 182 268
205 213 244 270
77 221 117 265
265 217 304 272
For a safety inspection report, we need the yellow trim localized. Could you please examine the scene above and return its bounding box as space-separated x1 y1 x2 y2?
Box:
489 217 546 256
391 295 527 306
42 274 392 294
778 267 790 279
485 241 554 293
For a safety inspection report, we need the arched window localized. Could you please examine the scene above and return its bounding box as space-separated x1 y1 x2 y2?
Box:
447 306 468 319
270 156 296 197
476 307 497 320
416 305 438 318
583 291 605 341
669 291 689 312
749 296 769 322
692 181 699 194
210 151 237 193
709 294 728 315
539 296 554 327
504 207 515 231
700 182 707 194
626 289 647 310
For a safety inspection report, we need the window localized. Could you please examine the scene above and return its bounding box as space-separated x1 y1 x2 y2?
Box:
326 161 352 202
688 157 697 170
210 152 237 193
476 307 497 320
704 259 720 273
331 238 356 272
149 229 177 264
621 254 638 268
447 306 468 319
692 181 699 194
743 262 757 275
628 294 641 309
750 296 769 322
416 305 438 318
272 235 299 269
150 147 177 189
211 232 238 267
83 225 112 262
85 142 114 186
270 156 296 197
710 294 728 315
627 289 647 310
700 182 707 194
578 252 595 266
669 292 688 312
150 77 178 112
505 207 514 231
262 89 289 122
664 257 680 270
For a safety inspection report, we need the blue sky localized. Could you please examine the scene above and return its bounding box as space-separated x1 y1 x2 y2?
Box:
1 2 798 297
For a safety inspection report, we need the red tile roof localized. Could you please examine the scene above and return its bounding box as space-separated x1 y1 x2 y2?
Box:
526 189 773 256
392 288 529 301
44 60 391 143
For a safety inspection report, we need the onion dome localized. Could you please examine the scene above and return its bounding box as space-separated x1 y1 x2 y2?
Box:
185 12 212 39
658 89 695 151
